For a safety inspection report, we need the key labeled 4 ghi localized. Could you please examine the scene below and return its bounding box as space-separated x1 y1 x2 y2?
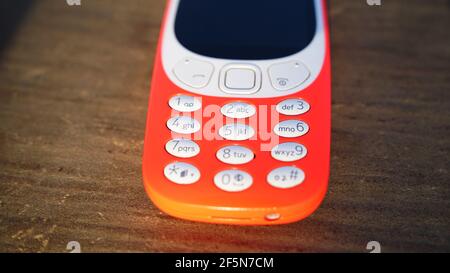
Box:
167 116 201 134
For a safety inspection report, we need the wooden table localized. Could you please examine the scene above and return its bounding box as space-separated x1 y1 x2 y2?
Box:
0 0 449 252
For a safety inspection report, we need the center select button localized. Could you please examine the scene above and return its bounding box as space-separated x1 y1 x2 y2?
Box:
220 64 261 94
226 69 255 89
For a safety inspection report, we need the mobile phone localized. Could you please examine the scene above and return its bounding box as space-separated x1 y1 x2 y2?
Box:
142 0 331 225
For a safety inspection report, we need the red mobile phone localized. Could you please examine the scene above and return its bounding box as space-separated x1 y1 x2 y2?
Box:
143 0 331 225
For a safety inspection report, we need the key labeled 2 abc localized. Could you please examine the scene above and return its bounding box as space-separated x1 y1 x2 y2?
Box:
221 102 256 119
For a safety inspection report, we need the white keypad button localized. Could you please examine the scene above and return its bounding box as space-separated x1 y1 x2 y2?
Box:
271 142 307 162
269 60 310 91
273 120 309 138
225 69 255 89
168 95 202 112
173 58 214 88
164 162 200 185
221 102 256 119
276 99 310 116
220 64 262 94
165 139 200 158
214 170 253 192
216 145 254 165
267 166 305 189
218 123 255 141
167 116 201 134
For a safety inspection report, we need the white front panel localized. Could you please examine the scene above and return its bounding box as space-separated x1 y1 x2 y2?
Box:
161 0 326 98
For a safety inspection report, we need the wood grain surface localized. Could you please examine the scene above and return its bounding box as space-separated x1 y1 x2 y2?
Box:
0 0 449 252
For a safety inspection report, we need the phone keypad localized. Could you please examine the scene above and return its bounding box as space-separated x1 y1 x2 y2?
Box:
164 95 311 192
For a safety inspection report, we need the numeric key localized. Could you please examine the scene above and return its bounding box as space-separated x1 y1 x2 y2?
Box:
168 95 202 112
167 116 201 134
218 123 255 141
216 145 254 165
271 142 307 162
165 139 200 158
276 99 310 116
214 170 253 192
273 120 309 138
221 102 256 119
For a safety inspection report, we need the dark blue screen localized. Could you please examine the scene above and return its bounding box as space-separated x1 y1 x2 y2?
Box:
174 0 317 60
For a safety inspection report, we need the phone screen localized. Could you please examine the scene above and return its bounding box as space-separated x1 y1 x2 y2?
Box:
174 0 317 60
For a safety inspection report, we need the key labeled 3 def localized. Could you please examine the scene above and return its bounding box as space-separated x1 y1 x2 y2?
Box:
276 99 310 116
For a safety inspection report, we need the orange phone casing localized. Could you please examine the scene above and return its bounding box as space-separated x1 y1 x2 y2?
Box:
142 0 331 225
